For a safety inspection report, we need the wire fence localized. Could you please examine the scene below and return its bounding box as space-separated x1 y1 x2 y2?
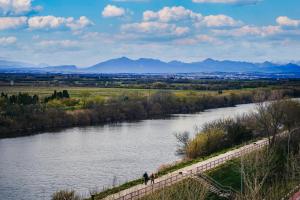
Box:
111 140 268 200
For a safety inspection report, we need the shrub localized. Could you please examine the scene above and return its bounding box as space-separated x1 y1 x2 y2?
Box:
184 117 254 159
186 128 226 158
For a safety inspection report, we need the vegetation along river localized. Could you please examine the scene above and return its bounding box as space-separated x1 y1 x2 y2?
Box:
0 102 258 200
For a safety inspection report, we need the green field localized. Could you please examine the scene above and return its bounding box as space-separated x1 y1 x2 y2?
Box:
0 86 256 100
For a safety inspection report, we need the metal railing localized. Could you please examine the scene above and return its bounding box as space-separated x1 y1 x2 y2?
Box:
110 140 268 200
194 172 238 197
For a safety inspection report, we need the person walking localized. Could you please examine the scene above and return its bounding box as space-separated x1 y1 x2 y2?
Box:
150 173 155 184
143 172 149 185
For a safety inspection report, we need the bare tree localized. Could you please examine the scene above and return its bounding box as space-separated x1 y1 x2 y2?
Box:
175 132 190 156
281 100 300 132
255 100 284 147
236 149 275 200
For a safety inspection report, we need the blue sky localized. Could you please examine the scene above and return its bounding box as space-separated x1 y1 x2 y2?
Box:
0 0 300 66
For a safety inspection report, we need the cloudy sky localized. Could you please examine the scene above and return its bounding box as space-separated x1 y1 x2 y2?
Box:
0 0 300 66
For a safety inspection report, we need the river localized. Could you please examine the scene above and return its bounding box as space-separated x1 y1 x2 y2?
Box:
0 103 257 200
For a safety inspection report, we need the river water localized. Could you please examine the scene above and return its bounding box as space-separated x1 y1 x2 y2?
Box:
0 103 257 200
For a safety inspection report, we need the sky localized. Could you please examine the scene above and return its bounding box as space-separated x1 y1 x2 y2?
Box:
0 0 300 67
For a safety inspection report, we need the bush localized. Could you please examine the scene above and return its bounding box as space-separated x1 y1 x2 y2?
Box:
186 128 226 158
184 117 254 159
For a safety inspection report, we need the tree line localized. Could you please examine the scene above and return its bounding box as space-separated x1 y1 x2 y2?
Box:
1 92 39 105
1 88 300 138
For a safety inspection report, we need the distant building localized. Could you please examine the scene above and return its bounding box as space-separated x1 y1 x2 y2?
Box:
10 80 14 86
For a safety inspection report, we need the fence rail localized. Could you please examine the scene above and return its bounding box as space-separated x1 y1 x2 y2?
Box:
112 140 268 200
281 183 300 200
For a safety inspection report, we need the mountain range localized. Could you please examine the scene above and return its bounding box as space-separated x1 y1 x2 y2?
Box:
1 57 300 74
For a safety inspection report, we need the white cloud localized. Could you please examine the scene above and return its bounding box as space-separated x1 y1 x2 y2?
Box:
28 16 66 29
0 0 41 16
276 16 300 27
214 25 282 37
0 15 92 31
174 27 190 36
122 6 243 41
143 6 202 22
175 34 218 45
66 16 93 30
102 5 125 18
28 16 92 30
122 22 167 33
81 32 102 40
201 15 241 27
121 21 189 36
37 40 80 49
0 36 16 46
192 0 261 5
143 6 239 28
0 16 27 30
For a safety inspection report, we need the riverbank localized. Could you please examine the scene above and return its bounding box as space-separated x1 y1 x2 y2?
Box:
142 138 300 200
139 99 300 200
1 87 299 138
86 98 300 200
90 138 267 200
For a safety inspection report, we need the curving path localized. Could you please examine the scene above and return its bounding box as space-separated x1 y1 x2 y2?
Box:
102 138 268 200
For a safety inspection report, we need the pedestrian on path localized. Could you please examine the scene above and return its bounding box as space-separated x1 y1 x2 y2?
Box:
143 172 149 185
150 173 155 184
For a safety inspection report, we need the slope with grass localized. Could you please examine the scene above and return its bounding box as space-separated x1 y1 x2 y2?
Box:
92 139 267 200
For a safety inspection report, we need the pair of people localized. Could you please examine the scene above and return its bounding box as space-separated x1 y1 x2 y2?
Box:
143 172 155 185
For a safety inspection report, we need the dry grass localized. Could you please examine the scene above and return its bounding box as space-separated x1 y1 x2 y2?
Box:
141 178 209 200
52 190 82 200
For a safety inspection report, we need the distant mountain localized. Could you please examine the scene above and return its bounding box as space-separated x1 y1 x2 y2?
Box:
87 57 171 73
264 63 300 73
187 59 257 72
87 57 300 74
0 60 77 73
0 60 38 69
1 57 300 74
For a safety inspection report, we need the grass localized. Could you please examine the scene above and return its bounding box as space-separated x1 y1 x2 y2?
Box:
207 159 241 191
0 86 257 100
92 178 144 200
0 86 161 99
125 155 300 200
140 178 209 200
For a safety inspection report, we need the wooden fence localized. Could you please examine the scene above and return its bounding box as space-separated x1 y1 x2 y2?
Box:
111 140 268 200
